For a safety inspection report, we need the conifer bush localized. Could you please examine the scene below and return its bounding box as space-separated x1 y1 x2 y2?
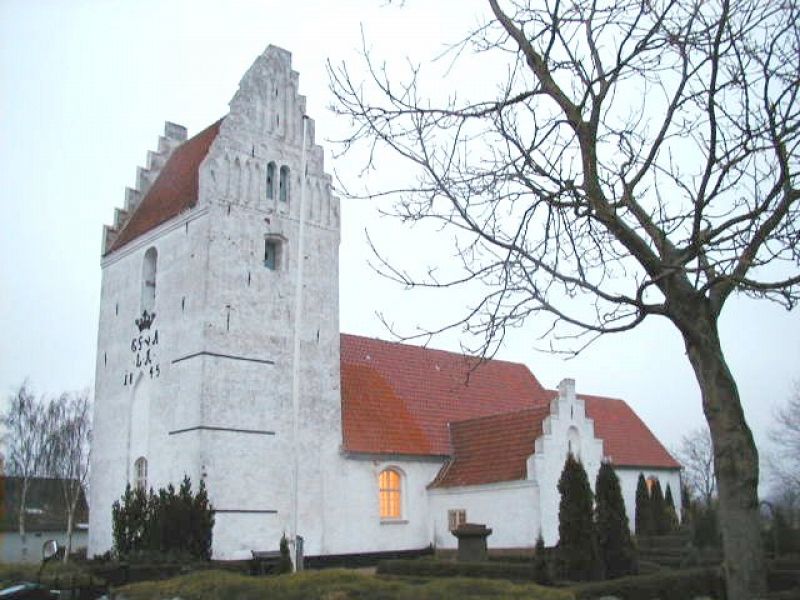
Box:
664 484 679 532
532 533 551 585
557 453 600 581
651 478 667 535
112 476 214 560
634 473 652 536
595 462 637 578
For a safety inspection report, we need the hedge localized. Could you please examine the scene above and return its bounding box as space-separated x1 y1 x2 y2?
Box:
570 566 725 600
377 558 539 582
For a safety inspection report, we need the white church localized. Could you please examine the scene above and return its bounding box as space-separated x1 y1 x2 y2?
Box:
88 46 681 561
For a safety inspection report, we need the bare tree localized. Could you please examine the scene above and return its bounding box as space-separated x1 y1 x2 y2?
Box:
675 427 716 507
768 385 800 498
330 1 799 597
1 382 48 550
45 389 92 563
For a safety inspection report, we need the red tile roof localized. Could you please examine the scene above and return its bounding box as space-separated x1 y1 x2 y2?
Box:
580 394 680 469
340 334 680 485
340 334 551 456
107 119 222 254
430 407 551 488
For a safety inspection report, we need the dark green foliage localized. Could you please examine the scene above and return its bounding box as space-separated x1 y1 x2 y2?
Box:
277 534 293 574
691 501 721 548
111 476 214 560
771 507 800 556
532 533 551 585
557 453 600 581
664 484 679 532
377 558 548 582
634 473 653 535
570 566 725 600
651 478 668 535
595 462 636 578
112 484 149 557
680 483 691 525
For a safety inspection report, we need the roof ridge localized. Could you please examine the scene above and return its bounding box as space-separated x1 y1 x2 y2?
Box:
448 404 550 429
340 332 527 368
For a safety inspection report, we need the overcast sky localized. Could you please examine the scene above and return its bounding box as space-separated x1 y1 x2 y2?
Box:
1 0 798 471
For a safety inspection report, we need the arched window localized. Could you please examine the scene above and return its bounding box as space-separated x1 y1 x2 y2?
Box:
567 426 581 459
134 457 148 491
266 162 276 199
279 165 290 203
141 247 157 312
379 468 402 519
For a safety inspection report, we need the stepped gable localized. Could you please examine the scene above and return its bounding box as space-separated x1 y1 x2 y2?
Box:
579 394 680 469
429 406 551 488
105 119 222 254
340 334 550 456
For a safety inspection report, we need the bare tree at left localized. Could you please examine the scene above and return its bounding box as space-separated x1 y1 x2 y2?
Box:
1 381 49 555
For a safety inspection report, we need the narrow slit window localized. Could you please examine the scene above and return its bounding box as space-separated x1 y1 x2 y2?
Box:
134 457 148 491
141 247 157 312
266 162 276 199
279 166 290 203
264 240 279 270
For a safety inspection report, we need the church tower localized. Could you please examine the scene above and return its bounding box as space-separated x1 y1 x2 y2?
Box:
89 46 341 559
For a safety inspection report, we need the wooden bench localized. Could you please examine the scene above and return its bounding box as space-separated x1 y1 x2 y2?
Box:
251 550 282 575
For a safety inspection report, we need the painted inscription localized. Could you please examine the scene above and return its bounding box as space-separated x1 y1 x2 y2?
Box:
123 310 161 385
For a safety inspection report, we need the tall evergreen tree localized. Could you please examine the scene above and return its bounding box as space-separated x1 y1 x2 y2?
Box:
664 483 679 532
595 462 637 578
651 478 667 535
558 453 600 581
634 473 652 535
680 483 692 525
532 532 551 585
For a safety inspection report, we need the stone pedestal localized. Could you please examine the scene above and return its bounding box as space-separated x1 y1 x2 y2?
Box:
452 523 492 562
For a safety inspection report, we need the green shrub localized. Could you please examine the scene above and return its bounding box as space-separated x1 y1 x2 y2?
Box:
594 462 636 579
532 533 552 585
664 483 679 532
377 557 539 581
635 473 653 535
115 568 573 600
651 478 667 535
570 566 725 600
112 476 214 560
557 453 600 581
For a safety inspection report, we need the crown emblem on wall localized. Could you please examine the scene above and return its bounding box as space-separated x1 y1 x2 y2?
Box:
136 310 156 332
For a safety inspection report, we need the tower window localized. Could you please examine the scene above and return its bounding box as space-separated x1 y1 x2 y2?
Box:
279 166 290 203
264 239 280 270
141 247 157 312
134 456 148 491
266 162 276 199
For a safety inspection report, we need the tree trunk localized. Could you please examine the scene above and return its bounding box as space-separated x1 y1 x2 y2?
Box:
18 478 28 555
64 508 73 564
681 312 767 600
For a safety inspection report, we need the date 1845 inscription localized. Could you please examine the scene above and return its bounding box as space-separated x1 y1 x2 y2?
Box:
123 310 161 385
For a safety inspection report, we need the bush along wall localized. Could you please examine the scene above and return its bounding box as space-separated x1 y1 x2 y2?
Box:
112 476 214 560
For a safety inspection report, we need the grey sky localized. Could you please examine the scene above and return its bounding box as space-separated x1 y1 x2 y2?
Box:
1 0 797 465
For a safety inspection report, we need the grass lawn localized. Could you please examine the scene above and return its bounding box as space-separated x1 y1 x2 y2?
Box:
114 569 574 600
0 561 100 588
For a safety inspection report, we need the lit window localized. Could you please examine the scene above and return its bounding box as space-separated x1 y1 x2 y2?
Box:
141 248 157 312
134 457 148 491
266 162 276 199
279 165 290 202
448 509 466 531
379 468 402 519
